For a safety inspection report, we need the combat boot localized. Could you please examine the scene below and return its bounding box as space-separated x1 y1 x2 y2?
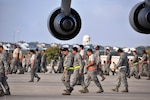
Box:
136 76 141 79
69 87 74 93
29 80 34 82
4 90 11 95
146 77 150 80
64 87 74 93
37 77 41 82
0 90 4 97
62 89 71 95
97 86 104 93
121 87 128 92
79 87 89 93
112 87 119 92
101 76 106 81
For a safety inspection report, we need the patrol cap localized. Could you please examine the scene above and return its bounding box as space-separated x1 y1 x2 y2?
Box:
87 48 93 53
117 48 123 52
0 45 3 49
131 48 136 52
62 48 69 51
94 45 100 49
72 47 78 52
59 48 63 51
30 50 35 54
79 45 84 49
106 48 110 51
132 50 137 53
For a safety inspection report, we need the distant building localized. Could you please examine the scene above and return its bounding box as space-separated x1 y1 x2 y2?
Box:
83 35 90 45
17 42 30 50
113 46 119 51
50 43 58 47
123 47 136 54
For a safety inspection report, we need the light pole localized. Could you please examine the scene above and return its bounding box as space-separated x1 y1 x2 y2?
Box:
17 30 20 42
13 31 15 43
13 30 20 43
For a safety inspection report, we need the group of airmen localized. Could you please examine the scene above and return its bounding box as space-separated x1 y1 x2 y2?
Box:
0 44 150 96
58 45 150 95
0 44 47 97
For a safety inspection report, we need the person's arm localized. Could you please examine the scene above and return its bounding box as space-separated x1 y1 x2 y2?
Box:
2 51 9 74
86 61 94 68
132 55 137 64
116 55 124 68
79 54 83 74
107 54 111 63
140 54 147 64
16 51 19 61
31 55 35 68
85 56 95 69
80 50 85 60
31 59 35 68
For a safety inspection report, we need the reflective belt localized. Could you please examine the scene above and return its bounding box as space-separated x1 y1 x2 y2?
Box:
118 66 126 70
107 60 112 63
74 66 80 69
64 66 74 70
133 62 139 65
143 61 147 64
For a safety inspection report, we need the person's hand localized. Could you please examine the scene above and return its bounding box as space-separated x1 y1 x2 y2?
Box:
79 72 82 75
5 71 8 75
63 69 67 74
85 65 89 69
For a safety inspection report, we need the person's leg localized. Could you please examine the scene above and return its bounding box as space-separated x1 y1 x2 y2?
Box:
91 71 103 93
121 68 128 92
112 71 121 92
2 76 11 95
29 68 34 82
62 70 73 95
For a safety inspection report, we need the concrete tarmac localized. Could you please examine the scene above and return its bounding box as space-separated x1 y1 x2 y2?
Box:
1 73 150 100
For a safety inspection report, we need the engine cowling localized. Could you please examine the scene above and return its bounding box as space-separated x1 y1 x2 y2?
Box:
47 8 81 40
129 1 150 34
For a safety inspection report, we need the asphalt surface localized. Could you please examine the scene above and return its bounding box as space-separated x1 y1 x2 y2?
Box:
1 73 150 100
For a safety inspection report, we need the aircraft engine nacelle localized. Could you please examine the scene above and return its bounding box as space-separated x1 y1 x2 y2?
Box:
129 1 150 34
47 0 81 40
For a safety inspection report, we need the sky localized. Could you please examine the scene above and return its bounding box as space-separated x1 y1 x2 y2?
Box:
0 0 149 48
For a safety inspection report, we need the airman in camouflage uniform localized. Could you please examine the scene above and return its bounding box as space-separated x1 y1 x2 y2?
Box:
61 48 74 95
70 47 89 94
94 45 105 81
0 45 11 96
138 50 150 80
129 51 139 78
105 49 112 75
82 49 104 93
112 48 129 92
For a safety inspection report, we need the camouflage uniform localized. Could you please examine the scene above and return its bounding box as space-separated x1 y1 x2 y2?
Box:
61 52 74 95
94 50 105 81
49 59 57 73
138 54 150 80
84 54 104 93
112 52 129 92
29 53 40 82
71 52 87 91
0 49 10 96
106 52 112 75
10 47 20 73
130 54 139 78
57 50 64 73
41 52 47 72
36 51 41 72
